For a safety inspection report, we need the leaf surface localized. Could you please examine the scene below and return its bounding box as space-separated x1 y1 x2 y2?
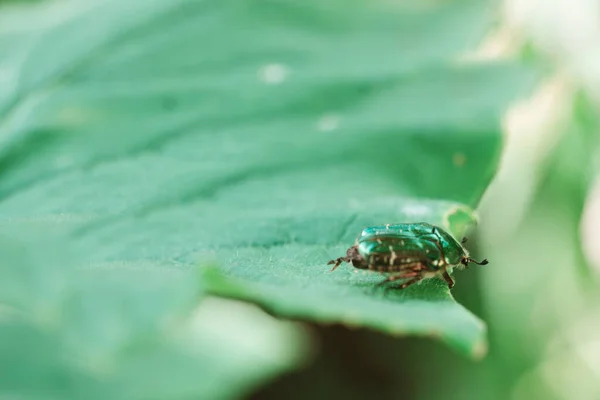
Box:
0 0 538 358
0 230 308 400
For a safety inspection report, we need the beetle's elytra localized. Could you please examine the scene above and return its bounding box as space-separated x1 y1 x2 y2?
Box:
327 222 488 290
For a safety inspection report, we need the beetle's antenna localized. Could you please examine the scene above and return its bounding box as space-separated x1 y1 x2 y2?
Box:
461 237 468 244
468 258 488 265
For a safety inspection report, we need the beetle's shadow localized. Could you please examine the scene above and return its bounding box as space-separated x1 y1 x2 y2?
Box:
353 278 450 302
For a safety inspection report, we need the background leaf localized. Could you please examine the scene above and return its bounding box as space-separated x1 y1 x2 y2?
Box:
0 0 537 359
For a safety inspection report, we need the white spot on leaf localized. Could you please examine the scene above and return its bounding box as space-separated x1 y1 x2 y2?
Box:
54 155 74 168
258 63 289 84
317 113 340 132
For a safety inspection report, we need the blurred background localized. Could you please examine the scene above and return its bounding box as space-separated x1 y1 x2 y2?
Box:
1 0 600 399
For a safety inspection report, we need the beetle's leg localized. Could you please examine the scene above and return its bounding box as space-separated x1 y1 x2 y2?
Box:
327 257 349 271
397 277 422 290
328 246 361 271
382 276 423 295
375 271 420 288
374 263 427 294
442 269 454 289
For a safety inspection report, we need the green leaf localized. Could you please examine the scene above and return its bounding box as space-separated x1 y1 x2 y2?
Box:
0 0 538 359
201 202 488 357
0 230 309 400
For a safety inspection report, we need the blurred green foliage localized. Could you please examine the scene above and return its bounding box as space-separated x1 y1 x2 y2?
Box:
413 91 600 400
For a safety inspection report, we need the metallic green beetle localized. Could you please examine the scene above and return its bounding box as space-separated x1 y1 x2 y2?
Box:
327 222 488 290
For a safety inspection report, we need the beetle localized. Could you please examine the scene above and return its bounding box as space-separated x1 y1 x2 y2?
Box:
327 222 488 290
